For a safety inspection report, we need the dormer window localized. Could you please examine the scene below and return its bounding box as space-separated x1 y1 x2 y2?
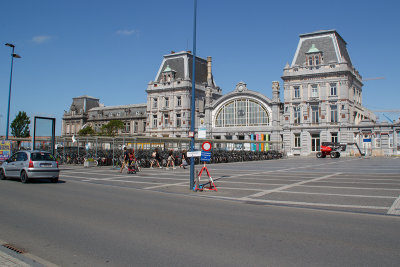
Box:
306 44 323 66
161 65 176 82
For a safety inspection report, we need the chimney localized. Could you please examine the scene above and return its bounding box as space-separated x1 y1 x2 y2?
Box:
207 56 212 86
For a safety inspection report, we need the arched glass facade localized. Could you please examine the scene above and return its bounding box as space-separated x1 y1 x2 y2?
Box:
215 98 270 127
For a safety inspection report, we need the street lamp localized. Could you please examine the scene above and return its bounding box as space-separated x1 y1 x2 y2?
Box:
189 0 197 190
5 43 21 140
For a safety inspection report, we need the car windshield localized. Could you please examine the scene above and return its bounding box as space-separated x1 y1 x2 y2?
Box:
31 152 56 161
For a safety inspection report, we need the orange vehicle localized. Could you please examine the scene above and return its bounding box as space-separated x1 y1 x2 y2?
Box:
316 142 347 158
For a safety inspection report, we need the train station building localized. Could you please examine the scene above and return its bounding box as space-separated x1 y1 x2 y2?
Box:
62 30 399 156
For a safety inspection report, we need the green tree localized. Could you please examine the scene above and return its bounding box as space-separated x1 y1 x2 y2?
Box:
11 111 30 138
99 120 124 136
78 125 96 136
10 111 30 148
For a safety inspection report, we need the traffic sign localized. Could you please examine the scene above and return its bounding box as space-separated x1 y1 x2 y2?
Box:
201 151 211 162
202 141 212 151
187 151 201 157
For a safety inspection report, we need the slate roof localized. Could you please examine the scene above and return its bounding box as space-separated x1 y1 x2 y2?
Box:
89 103 146 111
292 30 352 67
155 51 209 85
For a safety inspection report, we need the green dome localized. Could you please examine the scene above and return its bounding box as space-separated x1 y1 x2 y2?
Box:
163 65 173 72
307 44 320 53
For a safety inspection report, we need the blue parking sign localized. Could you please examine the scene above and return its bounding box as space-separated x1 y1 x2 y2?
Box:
201 151 211 162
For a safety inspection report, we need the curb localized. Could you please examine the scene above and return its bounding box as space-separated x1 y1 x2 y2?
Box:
0 239 58 267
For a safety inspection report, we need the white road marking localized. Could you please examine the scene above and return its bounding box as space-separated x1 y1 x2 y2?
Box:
387 195 400 215
144 182 188 190
59 157 400 215
309 180 400 185
243 173 341 198
278 190 397 199
296 184 400 191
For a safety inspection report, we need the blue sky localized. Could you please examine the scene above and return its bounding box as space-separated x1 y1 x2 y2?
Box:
1 0 399 135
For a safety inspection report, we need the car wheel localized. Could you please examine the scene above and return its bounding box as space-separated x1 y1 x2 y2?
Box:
20 171 29 183
51 177 59 183
0 169 6 180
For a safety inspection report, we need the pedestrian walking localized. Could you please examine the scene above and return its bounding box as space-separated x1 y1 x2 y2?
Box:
150 148 162 169
166 150 176 169
119 146 129 173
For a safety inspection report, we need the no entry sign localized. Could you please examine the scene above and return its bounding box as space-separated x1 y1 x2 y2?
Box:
202 141 212 151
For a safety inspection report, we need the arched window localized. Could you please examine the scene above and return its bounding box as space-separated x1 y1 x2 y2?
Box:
215 98 270 127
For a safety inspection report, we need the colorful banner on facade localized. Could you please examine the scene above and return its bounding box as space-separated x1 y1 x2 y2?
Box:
0 140 11 161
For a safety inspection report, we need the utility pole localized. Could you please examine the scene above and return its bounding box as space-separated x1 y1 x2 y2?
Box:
190 0 197 190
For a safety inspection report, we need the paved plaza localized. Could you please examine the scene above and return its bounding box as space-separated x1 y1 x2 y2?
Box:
59 156 400 216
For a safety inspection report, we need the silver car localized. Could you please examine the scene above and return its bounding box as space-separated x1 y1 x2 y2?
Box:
0 150 60 183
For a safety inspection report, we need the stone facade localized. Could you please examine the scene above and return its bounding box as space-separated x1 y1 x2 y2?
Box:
62 96 146 136
280 30 397 156
62 31 400 156
145 51 222 137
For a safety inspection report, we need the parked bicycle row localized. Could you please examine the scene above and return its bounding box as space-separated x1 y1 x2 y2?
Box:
55 147 283 167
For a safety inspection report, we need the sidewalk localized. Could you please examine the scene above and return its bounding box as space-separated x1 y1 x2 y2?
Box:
0 241 53 267
0 248 32 267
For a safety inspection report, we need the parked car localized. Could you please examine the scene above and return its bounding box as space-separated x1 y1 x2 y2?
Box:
0 150 59 183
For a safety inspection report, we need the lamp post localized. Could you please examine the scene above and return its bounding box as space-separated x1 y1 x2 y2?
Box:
190 0 197 190
5 43 21 140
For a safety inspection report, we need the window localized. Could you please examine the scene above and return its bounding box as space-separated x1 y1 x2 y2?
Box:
330 83 337 96
134 122 138 133
375 136 381 148
31 152 55 161
176 113 181 127
330 105 338 123
17 152 28 161
152 115 157 128
308 56 313 66
294 134 301 148
311 85 318 98
215 98 270 127
311 105 319 124
315 55 320 65
153 98 158 109
164 114 169 127
311 134 320 152
294 86 300 98
331 132 338 143
165 97 169 108
177 96 182 107
123 122 130 133
294 106 301 124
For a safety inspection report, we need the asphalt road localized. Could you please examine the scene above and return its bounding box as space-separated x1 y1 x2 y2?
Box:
0 159 400 266
1 163 400 267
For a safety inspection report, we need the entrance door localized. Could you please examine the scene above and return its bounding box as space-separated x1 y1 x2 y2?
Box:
311 134 320 152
